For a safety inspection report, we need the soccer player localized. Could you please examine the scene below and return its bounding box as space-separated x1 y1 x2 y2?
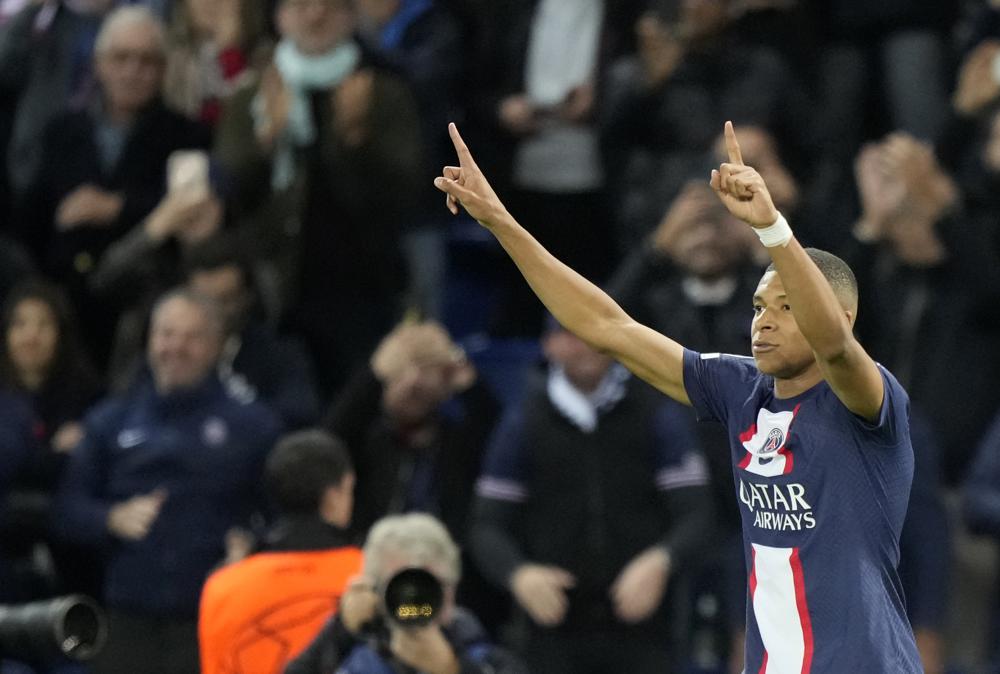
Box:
433 122 921 673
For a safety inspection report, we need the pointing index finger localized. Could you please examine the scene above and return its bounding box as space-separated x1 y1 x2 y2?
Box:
448 122 477 169
724 121 744 166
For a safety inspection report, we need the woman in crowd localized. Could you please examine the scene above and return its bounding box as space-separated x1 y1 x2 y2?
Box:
0 279 103 598
163 0 270 125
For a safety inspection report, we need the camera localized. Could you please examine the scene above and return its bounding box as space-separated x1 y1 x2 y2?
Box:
382 568 443 629
359 567 445 661
0 595 108 663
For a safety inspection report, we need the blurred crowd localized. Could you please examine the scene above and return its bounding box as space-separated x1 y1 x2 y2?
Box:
1 0 1000 672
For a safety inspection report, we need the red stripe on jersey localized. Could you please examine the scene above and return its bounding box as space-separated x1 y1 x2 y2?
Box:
778 404 802 475
749 547 758 597
789 548 814 674
758 651 768 674
740 423 757 442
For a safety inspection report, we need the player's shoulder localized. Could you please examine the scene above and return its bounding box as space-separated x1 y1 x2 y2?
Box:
692 351 761 381
874 362 910 401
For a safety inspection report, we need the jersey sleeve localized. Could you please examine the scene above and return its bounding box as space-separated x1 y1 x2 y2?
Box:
848 364 909 446
682 349 758 425
650 400 710 492
474 407 530 504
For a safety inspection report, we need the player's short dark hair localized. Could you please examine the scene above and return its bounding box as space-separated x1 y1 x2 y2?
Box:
765 248 858 309
265 429 353 515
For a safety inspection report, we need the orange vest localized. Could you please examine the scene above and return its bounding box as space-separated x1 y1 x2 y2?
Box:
199 546 364 674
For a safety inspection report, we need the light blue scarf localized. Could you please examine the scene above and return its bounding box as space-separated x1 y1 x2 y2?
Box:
253 38 361 189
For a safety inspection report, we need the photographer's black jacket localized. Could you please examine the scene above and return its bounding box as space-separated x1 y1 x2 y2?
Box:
285 607 527 674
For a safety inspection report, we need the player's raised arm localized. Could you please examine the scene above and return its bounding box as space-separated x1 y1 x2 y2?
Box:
434 123 690 405
711 121 884 420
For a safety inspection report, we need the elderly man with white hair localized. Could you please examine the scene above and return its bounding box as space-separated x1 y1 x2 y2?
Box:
287 513 527 674
21 4 210 365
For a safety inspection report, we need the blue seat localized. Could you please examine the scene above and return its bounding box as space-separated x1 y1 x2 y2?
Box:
460 334 542 410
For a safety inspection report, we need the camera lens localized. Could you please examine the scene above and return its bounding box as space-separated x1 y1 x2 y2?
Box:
382 568 443 628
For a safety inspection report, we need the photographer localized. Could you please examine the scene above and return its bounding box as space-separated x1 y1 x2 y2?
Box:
286 513 526 674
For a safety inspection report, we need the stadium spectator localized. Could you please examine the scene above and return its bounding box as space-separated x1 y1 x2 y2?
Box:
18 6 210 364
214 0 423 394
286 512 528 674
964 405 1000 674
163 0 270 125
0 280 103 600
199 429 362 674
0 0 115 203
600 0 803 251
324 319 498 541
846 132 1000 481
53 289 281 674
325 319 504 631
469 320 712 673
468 0 641 335
355 0 466 317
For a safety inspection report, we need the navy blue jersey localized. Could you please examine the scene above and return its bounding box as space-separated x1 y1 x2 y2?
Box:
682 350 921 673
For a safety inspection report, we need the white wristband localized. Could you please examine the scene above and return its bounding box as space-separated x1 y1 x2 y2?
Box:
992 51 1000 86
754 213 793 248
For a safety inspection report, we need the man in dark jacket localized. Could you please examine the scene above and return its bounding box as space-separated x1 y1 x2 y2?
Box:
324 320 499 542
53 288 281 674
468 322 713 673
214 0 423 394
18 5 210 364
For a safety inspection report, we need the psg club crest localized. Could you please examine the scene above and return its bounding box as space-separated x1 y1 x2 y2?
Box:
201 417 229 447
762 428 784 454
738 405 801 477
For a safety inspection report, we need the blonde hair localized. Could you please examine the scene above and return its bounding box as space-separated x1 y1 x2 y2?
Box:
363 513 461 587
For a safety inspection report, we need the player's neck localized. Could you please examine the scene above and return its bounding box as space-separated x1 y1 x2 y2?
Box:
773 363 824 399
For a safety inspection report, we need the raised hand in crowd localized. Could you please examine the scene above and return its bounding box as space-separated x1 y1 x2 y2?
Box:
55 184 124 230
107 488 168 541
509 563 576 627
51 421 85 454
370 319 475 394
636 12 684 88
558 81 595 124
954 39 1000 117
143 189 221 244
255 66 292 149
498 94 539 136
880 133 957 220
853 142 908 241
650 181 730 258
610 545 672 624
332 69 375 147
853 133 956 267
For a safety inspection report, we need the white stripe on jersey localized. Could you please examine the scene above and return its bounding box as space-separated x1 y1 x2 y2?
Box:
475 477 529 503
751 543 812 674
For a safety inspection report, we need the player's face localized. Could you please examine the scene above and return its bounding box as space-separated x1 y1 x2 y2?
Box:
750 271 815 378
